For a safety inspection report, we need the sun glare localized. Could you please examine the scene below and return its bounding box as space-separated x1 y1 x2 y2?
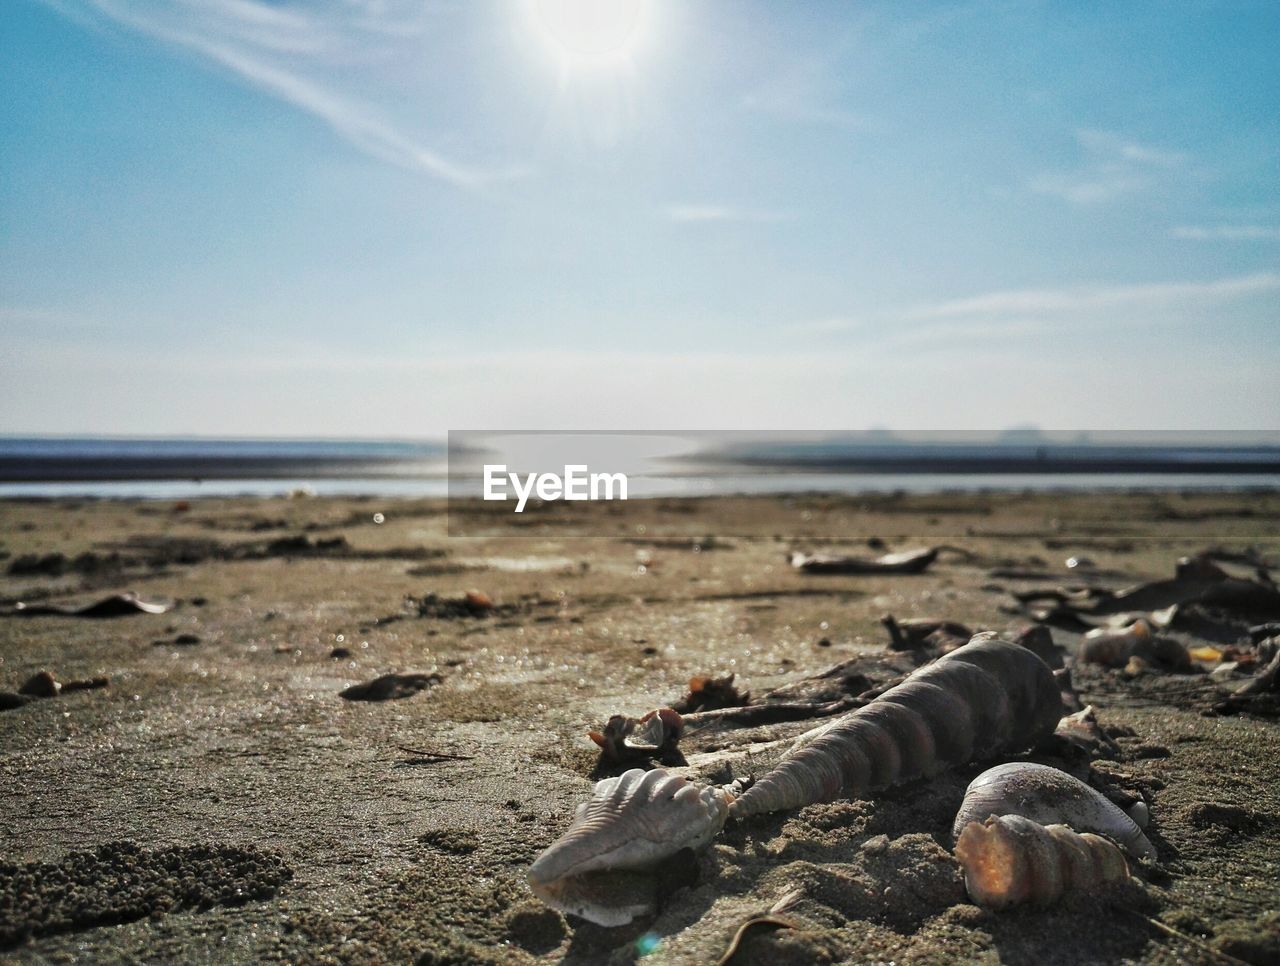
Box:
528 0 652 71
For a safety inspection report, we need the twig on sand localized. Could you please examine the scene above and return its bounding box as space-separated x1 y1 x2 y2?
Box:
394 743 475 762
1130 910 1251 965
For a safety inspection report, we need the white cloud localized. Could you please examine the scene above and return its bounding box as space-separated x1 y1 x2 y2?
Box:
1029 128 1186 205
38 0 525 188
913 272 1280 320
1074 129 1186 167
1172 225 1280 241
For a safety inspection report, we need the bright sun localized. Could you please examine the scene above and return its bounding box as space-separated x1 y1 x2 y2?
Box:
529 0 651 71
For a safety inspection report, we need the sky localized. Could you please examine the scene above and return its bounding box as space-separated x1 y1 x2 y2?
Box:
2 0 1278 436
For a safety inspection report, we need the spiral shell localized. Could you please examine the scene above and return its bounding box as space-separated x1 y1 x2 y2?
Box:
528 768 731 925
952 761 1156 860
730 639 1063 818
954 814 1130 909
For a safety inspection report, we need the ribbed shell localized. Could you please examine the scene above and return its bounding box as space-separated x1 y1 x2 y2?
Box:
529 768 730 889
951 761 1156 860
730 639 1062 818
954 814 1130 910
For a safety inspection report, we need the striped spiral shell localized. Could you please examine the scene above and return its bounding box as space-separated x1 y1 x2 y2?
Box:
952 761 1156 860
730 639 1063 818
954 814 1131 909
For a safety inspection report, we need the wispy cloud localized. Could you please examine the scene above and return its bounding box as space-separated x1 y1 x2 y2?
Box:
1074 129 1186 167
38 0 525 188
1172 225 1280 241
663 204 793 224
775 272 1280 349
1029 128 1186 205
917 272 1280 319
913 272 1280 320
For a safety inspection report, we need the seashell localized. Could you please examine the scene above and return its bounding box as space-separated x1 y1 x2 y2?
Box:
952 761 1156 860
1079 619 1151 667
954 814 1130 910
730 638 1062 818
589 708 684 760
528 768 731 926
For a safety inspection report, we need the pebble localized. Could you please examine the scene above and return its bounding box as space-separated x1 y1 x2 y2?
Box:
18 672 60 698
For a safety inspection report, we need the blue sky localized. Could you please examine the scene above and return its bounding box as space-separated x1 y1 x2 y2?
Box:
2 0 1277 435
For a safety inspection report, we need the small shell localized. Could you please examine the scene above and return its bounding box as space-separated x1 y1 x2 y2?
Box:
952 761 1156 860
1079 620 1150 667
955 814 1130 910
529 768 730 926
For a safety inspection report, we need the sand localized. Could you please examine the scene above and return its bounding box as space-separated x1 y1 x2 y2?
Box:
1 490 1278 964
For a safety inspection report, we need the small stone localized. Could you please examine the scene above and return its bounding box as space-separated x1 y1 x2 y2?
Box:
1210 661 1240 682
464 589 494 613
19 671 61 698
861 834 890 854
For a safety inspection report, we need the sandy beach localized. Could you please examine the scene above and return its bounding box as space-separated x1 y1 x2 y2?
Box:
2 490 1279 964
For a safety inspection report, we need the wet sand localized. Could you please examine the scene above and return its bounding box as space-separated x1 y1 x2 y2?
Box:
1 491 1278 964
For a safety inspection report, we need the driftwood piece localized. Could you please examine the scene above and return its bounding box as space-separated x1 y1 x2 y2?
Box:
339 672 443 702
789 547 939 575
7 593 170 618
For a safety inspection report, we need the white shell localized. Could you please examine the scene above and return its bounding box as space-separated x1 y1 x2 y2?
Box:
528 768 731 926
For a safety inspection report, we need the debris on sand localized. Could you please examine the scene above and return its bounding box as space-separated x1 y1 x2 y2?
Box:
1212 643 1280 717
789 546 940 575
1014 554 1280 632
589 708 685 768
339 672 443 702
671 673 750 713
61 676 110 693
880 615 972 654
18 671 60 697
153 633 201 647
1078 620 1192 672
414 590 503 619
2 671 109 710
0 692 33 711
7 592 170 619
